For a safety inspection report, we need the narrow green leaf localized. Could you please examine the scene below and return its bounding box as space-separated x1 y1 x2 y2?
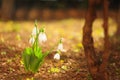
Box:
43 51 50 58
29 53 44 72
24 47 32 55
34 46 43 58
22 47 32 70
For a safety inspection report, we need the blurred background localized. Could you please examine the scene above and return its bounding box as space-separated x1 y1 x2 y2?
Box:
0 0 119 48
0 1 120 80
0 0 119 21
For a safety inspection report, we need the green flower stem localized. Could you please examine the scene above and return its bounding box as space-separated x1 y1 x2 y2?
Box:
32 22 42 52
22 20 62 73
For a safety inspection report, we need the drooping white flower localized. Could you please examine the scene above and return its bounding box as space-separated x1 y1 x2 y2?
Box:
29 36 35 45
54 53 60 60
57 39 66 52
32 27 38 36
38 32 47 44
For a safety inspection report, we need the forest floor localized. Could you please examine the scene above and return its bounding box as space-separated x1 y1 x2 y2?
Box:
0 18 120 80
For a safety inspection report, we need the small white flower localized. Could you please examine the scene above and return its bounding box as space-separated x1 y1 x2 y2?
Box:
57 43 66 52
29 36 35 45
32 27 38 36
38 32 47 44
54 53 60 60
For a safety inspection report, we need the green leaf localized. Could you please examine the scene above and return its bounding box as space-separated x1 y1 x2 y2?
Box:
24 47 32 55
43 51 50 58
22 53 30 70
29 53 44 72
29 50 49 73
34 46 43 58
22 47 32 70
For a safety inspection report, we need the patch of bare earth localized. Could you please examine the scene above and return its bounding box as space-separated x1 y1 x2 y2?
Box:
0 32 88 80
0 27 120 80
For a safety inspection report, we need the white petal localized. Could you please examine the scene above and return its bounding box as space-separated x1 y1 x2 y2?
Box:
42 33 47 42
38 33 43 43
57 43 63 50
38 33 47 43
29 37 35 45
60 49 66 52
57 43 66 52
54 53 60 60
32 27 38 36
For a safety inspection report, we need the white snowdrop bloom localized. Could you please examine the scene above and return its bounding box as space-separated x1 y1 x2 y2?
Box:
32 27 38 36
38 32 47 43
57 43 66 52
29 36 35 45
54 53 60 60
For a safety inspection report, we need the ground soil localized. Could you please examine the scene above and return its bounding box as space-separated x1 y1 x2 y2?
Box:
0 18 120 80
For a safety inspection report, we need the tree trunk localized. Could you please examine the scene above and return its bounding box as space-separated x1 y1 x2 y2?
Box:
116 4 120 36
83 0 98 78
1 0 15 21
99 0 109 79
83 0 100 79
82 0 110 80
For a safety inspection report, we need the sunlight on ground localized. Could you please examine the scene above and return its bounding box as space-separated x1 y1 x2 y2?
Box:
0 18 117 51
92 17 117 39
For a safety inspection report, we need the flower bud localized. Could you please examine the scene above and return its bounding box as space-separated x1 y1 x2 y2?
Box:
54 53 60 60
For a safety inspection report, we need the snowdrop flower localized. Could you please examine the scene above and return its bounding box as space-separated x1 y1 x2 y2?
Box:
32 27 38 36
38 32 47 44
54 53 60 60
29 36 35 45
57 38 66 52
